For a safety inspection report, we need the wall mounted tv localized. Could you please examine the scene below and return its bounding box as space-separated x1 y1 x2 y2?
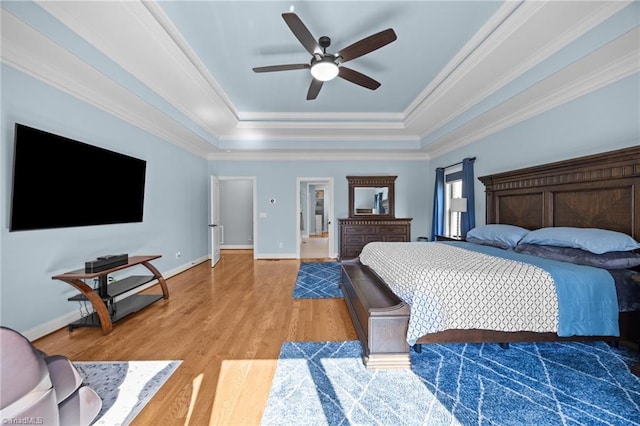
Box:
10 123 146 231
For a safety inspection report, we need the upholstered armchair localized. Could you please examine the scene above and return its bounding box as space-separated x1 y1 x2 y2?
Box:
0 326 101 425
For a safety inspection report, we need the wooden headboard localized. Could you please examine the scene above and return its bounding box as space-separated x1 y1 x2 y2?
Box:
478 146 640 240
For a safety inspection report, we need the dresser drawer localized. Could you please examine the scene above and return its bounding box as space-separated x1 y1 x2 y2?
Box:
345 235 365 245
344 225 371 234
338 218 412 260
375 225 407 234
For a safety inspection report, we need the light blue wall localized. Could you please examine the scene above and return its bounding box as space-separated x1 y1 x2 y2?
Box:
209 160 430 256
1 65 209 335
427 73 640 232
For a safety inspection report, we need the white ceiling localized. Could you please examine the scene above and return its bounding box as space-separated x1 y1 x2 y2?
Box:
1 1 638 160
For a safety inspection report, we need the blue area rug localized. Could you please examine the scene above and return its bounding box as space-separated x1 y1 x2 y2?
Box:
261 341 640 425
292 262 342 298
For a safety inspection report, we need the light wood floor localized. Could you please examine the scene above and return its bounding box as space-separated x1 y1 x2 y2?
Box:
300 236 329 258
33 250 356 425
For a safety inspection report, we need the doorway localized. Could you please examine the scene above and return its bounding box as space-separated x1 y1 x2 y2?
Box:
296 177 334 259
218 176 257 255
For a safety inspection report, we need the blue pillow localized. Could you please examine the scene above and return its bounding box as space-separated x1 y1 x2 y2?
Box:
466 224 529 249
518 227 640 254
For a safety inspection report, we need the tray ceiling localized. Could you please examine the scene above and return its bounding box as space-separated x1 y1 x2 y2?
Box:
1 1 637 159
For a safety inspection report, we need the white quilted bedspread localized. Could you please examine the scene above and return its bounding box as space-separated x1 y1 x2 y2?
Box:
359 242 559 345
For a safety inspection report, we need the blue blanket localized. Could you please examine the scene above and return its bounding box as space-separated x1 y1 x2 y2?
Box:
444 242 620 337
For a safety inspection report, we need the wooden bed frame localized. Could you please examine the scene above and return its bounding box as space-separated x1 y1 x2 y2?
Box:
340 146 640 369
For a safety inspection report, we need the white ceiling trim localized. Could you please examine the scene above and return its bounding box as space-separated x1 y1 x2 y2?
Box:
142 1 412 129
39 1 412 142
140 0 239 122
38 1 238 136
403 1 524 121
425 27 640 159
208 150 430 162
218 133 420 144
235 120 406 130
0 9 213 158
405 0 630 138
4 2 634 162
236 111 405 122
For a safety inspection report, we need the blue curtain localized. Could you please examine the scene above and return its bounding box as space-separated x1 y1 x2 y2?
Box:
460 157 476 237
431 167 445 240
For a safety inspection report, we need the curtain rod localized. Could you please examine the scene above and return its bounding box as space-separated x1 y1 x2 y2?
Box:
441 156 476 169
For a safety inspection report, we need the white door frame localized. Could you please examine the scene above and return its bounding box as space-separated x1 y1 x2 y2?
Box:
218 176 257 258
296 177 335 259
210 175 220 267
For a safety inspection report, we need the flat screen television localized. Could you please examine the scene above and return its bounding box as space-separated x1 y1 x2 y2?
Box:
10 123 146 231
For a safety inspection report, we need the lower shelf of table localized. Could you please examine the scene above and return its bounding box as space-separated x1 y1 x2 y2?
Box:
67 275 155 301
68 294 164 330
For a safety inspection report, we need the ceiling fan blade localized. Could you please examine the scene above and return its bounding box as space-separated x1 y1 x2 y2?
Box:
307 78 323 100
337 28 397 63
282 13 321 55
253 64 310 73
338 67 381 90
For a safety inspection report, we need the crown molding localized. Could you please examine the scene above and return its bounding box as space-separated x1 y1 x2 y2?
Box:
236 111 405 123
425 27 640 159
217 133 421 147
140 0 240 122
208 150 430 162
0 9 214 158
235 119 405 130
38 1 239 135
403 0 525 121
3 1 635 161
405 0 630 138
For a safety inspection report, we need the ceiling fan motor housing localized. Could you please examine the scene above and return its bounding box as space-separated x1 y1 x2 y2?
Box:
319 36 331 50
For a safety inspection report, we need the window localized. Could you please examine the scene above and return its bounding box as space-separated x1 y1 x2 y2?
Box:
445 166 463 237
432 156 475 240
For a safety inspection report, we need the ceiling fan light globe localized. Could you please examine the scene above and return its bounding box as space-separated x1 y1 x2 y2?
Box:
310 61 339 81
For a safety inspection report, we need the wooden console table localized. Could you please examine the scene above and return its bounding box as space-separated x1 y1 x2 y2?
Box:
52 255 169 334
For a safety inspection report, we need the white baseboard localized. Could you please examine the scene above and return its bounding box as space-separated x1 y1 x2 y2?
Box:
23 311 83 342
220 245 253 249
24 257 208 342
255 252 299 259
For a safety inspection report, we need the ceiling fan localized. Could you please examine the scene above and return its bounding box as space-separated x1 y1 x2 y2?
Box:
253 12 397 100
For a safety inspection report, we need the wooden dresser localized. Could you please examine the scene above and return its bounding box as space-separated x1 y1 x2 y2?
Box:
339 217 412 259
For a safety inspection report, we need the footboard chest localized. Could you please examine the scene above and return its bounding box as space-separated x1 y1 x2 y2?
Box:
340 260 411 369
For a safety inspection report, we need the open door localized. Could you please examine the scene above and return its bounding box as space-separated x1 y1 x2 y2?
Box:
297 177 334 259
210 175 220 267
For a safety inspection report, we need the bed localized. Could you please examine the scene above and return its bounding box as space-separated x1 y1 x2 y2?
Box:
340 146 640 369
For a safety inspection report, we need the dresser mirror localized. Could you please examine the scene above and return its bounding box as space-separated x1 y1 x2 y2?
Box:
347 176 396 218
